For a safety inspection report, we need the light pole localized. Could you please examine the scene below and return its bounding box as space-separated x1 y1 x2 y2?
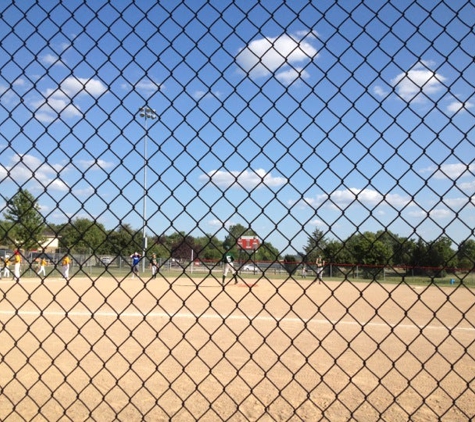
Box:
139 106 157 272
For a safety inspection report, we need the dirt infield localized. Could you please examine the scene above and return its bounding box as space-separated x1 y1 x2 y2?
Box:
1 275 474 421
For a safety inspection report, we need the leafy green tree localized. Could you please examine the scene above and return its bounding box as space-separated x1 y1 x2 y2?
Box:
410 236 456 277
344 232 392 266
457 239 475 271
411 238 429 273
168 231 196 260
147 234 170 259
343 232 393 279
194 234 223 261
255 241 281 262
223 224 255 250
106 224 140 256
375 230 415 265
0 219 14 245
283 254 298 276
222 224 280 264
44 222 63 239
428 236 457 273
322 239 347 263
3 189 46 250
303 228 328 262
58 218 107 254
220 224 255 264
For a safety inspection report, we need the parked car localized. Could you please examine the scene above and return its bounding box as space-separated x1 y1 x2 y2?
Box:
29 252 55 264
100 257 114 266
0 248 14 258
242 264 262 272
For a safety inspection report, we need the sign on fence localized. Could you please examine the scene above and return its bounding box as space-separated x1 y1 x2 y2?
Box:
237 236 261 250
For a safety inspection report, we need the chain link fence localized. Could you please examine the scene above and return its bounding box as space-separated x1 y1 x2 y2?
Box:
1 1 474 421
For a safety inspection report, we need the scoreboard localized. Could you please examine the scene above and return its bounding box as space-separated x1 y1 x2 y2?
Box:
237 236 261 250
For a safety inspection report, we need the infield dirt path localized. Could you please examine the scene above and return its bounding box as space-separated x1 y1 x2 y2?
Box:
1 275 474 421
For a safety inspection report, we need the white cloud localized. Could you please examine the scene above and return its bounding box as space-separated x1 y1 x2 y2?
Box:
32 98 82 122
236 32 317 80
444 197 475 208
419 163 475 180
32 76 107 122
408 208 452 219
135 79 161 94
38 204 50 213
309 219 326 227
301 187 411 209
0 78 28 102
333 188 410 207
430 208 452 219
0 83 20 105
78 159 115 170
447 99 474 113
208 219 223 227
276 67 310 85
391 62 446 103
13 78 27 87
55 77 107 97
35 111 56 123
193 89 223 100
459 180 475 191
373 85 389 98
193 90 206 99
199 168 287 190
208 219 235 228
60 41 72 51
406 209 425 218
0 154 68 191
73 187 95 196
41 53 65 67
48 211 73 221
47 179 69 192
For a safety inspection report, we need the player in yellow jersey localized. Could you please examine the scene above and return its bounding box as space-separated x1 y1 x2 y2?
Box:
13 250 22 282
62 255 71 281
38 257 47 278
3 255 11 278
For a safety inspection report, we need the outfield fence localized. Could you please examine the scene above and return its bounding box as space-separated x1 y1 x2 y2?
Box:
16 255 475 286
1 1 474 421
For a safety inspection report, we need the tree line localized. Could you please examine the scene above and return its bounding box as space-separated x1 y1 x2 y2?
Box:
1 189 474 276
0 189 280 263
299 228 475 277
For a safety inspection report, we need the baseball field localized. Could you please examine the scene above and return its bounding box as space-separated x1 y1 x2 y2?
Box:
0 273 474 421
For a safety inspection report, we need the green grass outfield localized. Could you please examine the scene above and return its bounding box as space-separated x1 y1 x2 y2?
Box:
12 264 475 287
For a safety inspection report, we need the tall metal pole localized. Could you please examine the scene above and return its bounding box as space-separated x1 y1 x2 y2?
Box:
139 106 156 273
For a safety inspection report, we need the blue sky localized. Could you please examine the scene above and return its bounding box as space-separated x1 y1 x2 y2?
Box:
1 0 474 254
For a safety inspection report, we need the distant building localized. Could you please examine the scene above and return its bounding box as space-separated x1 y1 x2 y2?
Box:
38 232 60 253
0 247 14 258
1 232 60 255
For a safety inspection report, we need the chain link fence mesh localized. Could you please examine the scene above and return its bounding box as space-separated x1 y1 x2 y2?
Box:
1 1 474 421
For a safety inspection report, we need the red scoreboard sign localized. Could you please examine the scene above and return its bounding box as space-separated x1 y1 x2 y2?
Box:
237 236 261 250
